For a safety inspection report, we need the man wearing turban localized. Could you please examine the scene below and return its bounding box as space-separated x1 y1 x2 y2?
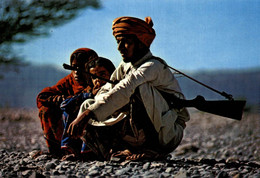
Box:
68 17 190 161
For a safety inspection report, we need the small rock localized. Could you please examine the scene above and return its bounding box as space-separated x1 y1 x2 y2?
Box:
174 168 187 178
215 163 226 168
165 167 174 173
22 170 32 176
35 154 48 161
76 171 84 177
216 170 229 178
29 150 42 159
13 164 20 171
88 165 100 172
88 170 99 176
226 157 239 163
45 162 56 170
115 167 131 176
143 162 150 170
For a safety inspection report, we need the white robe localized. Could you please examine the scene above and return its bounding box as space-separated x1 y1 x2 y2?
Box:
79 51 190 146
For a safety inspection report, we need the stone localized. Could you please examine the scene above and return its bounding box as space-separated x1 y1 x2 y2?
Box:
165 167 174 173
115 167 131 176
88 170 99 176
35 155 48 161
22 170 32 176
143 162 150 170
216 170 229 178
45 162 56 171
13 164 20 171
174 168 187 178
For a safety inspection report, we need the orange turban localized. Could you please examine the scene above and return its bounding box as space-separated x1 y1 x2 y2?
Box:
112 16 156 48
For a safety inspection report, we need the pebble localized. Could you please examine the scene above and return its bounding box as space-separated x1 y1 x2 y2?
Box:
45 162 56 170
115 167 131 176
88 170 99 176
143 162 150 169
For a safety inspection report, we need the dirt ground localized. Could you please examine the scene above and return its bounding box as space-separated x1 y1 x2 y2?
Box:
0 108 259 162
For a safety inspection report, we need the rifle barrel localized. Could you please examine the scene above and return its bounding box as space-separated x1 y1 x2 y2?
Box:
165 64 234 100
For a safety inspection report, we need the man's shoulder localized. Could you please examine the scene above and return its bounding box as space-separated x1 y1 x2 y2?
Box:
149 56 167 66
137 51 167 67
139 56 167 70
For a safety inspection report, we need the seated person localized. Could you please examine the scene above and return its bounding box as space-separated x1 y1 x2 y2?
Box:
60 57 115 160
67 16 190 161
36 48 98 156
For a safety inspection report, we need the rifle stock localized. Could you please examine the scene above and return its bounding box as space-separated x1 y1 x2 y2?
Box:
161 92 246 121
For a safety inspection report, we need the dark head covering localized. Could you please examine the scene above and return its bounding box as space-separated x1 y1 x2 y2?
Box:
88 57 116 75
112 16 156 47
70 48 98 65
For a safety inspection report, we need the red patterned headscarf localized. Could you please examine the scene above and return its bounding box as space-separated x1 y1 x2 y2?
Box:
112 16 156 48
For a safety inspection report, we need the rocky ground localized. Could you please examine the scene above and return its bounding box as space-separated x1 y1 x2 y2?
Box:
0 108 259 177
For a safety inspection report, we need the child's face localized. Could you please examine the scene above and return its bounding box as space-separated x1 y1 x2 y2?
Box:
89 66 111 88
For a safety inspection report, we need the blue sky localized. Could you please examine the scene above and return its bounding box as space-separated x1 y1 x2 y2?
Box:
16 0 260 71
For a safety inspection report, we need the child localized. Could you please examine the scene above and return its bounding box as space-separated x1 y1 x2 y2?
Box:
60 57 115 160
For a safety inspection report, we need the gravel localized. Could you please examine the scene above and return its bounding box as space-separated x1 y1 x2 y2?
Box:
0 108 259 177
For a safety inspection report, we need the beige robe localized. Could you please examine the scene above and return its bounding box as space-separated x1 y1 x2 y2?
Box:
79 51 190 147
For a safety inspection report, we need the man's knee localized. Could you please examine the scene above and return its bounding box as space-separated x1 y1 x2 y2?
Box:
160 124 184 153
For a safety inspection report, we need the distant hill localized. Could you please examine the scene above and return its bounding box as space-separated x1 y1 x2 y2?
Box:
0 64 259 109
177 69 260 105
0 65 69 108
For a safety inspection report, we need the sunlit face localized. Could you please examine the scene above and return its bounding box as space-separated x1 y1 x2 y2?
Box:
116 35 136 63
71 59 88 85
89 66 110 88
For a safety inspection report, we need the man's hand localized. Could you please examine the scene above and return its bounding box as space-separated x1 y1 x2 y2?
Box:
67 109 93 139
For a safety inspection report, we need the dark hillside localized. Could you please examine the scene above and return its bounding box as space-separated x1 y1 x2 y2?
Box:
0 65 259 108
177 69 260 106
0 65 69 108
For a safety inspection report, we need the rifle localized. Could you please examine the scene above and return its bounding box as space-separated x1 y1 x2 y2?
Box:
159 92 246 121
157 61 246 120
62 62 246 120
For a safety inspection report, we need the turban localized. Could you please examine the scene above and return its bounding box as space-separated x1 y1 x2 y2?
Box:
112 16 156 47
70 48 98 64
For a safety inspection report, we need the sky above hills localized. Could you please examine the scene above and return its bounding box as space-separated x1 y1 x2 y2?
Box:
15 0 260 71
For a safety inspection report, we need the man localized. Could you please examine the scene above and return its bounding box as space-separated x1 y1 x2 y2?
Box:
68 16 190 161
36 48 98 156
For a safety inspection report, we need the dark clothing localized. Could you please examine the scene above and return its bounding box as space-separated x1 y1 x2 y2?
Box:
60 92 93 155
81 89 166 161
36 73 91 155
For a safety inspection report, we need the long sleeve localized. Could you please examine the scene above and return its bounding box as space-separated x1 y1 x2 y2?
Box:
36 73 87 108
88 54 183 122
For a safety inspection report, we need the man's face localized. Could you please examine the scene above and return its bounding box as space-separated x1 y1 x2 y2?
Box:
71 59 88 85
116 35 136 63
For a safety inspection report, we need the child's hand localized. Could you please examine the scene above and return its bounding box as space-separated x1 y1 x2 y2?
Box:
92 81 101 95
